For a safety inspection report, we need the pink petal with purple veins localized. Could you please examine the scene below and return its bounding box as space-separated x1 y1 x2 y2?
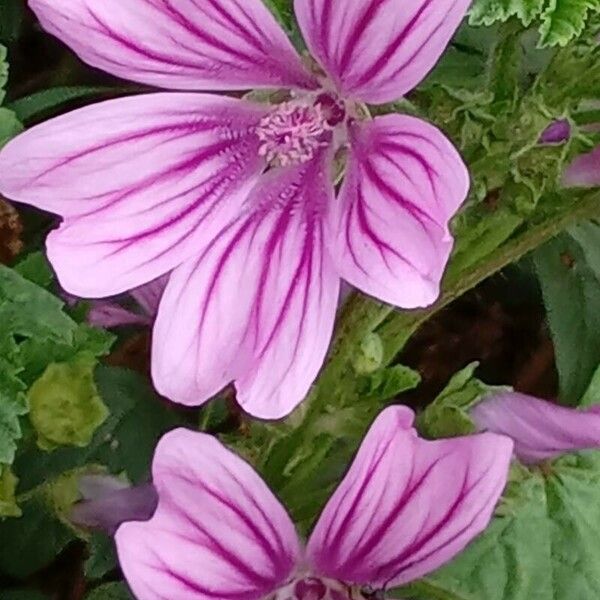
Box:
152 152 340 419
116 428 301 600
563 145 600 188
30 0 318 91
294 0 471 104
307 406 513 588
471 392 600 464
328 115 469 309
0 93 268 297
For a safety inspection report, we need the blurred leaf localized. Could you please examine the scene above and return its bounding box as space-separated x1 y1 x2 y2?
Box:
28 355 108 450
358 365 422 402
0 464 20 517
85 532 117 580
0 106 22 147
418 363 506 438
15 366 184 491
85 583 134 600
0 0 24 43
14 252 54 288
8 86 127 124
0 488 76 578
534 225 600 404
2 591 48 600
399 452 600 599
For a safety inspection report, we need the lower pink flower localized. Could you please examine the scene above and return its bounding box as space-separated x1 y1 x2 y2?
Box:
115 406 513 599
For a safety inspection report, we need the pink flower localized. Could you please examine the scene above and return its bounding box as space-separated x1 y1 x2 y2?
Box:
0 0 470 418
563 145 600 187
115 406 513 599
471 392 600 464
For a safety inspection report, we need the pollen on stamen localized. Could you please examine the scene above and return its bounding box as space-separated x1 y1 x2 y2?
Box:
256 101 332 167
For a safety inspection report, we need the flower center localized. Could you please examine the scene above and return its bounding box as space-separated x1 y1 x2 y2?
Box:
271 576 384 600
256 101 334 167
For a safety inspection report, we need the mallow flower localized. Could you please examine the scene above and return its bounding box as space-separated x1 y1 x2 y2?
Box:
0 0 470 418
113 406 513 599
472 392 600 464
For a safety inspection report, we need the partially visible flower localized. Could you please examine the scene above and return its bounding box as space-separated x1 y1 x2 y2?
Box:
539 119 600 187
0 0 471 419
115 407 513 599
71 475 158 535
539 119 571 144
471 392 600 464
86 276 168 329
563 146 600 188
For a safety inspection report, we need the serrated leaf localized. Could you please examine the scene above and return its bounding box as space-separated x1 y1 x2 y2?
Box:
534 227 600 404
469 0 546 26
539 0 599 47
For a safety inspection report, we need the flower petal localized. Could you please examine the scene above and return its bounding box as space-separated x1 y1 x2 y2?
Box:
0 93 267 297
152 152 340 419
563 146 600 188
116 428 301 600
307 406 513 588
294 0 470 104
471 392 600 464
328 115 468 309
30 0 317 91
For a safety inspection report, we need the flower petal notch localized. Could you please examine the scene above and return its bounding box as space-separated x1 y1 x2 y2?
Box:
307 406 513 588
116 428 301 600
294 0 472 104
151 153 340 419
29 0 318 91
0 94 266 297
115 410 513 599
328 115 469 308
471 392 600 464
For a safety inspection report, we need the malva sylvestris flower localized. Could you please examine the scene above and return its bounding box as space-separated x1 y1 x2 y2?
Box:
0 0 470 419
113 406 513 599
472 391 600 465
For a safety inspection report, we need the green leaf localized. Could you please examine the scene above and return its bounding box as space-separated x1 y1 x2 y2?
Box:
0 483 77 577
469 0 546 26
8 86 127 124
85 533 117 580
539 0 600 47
417 363 506 439
0 465 21 517
15 366 184 492
0 0 25 43
0 358 27 464
534 225 600 404
399 453 600 600
28 355 109 450
85 583 134 600
0 106 23 147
